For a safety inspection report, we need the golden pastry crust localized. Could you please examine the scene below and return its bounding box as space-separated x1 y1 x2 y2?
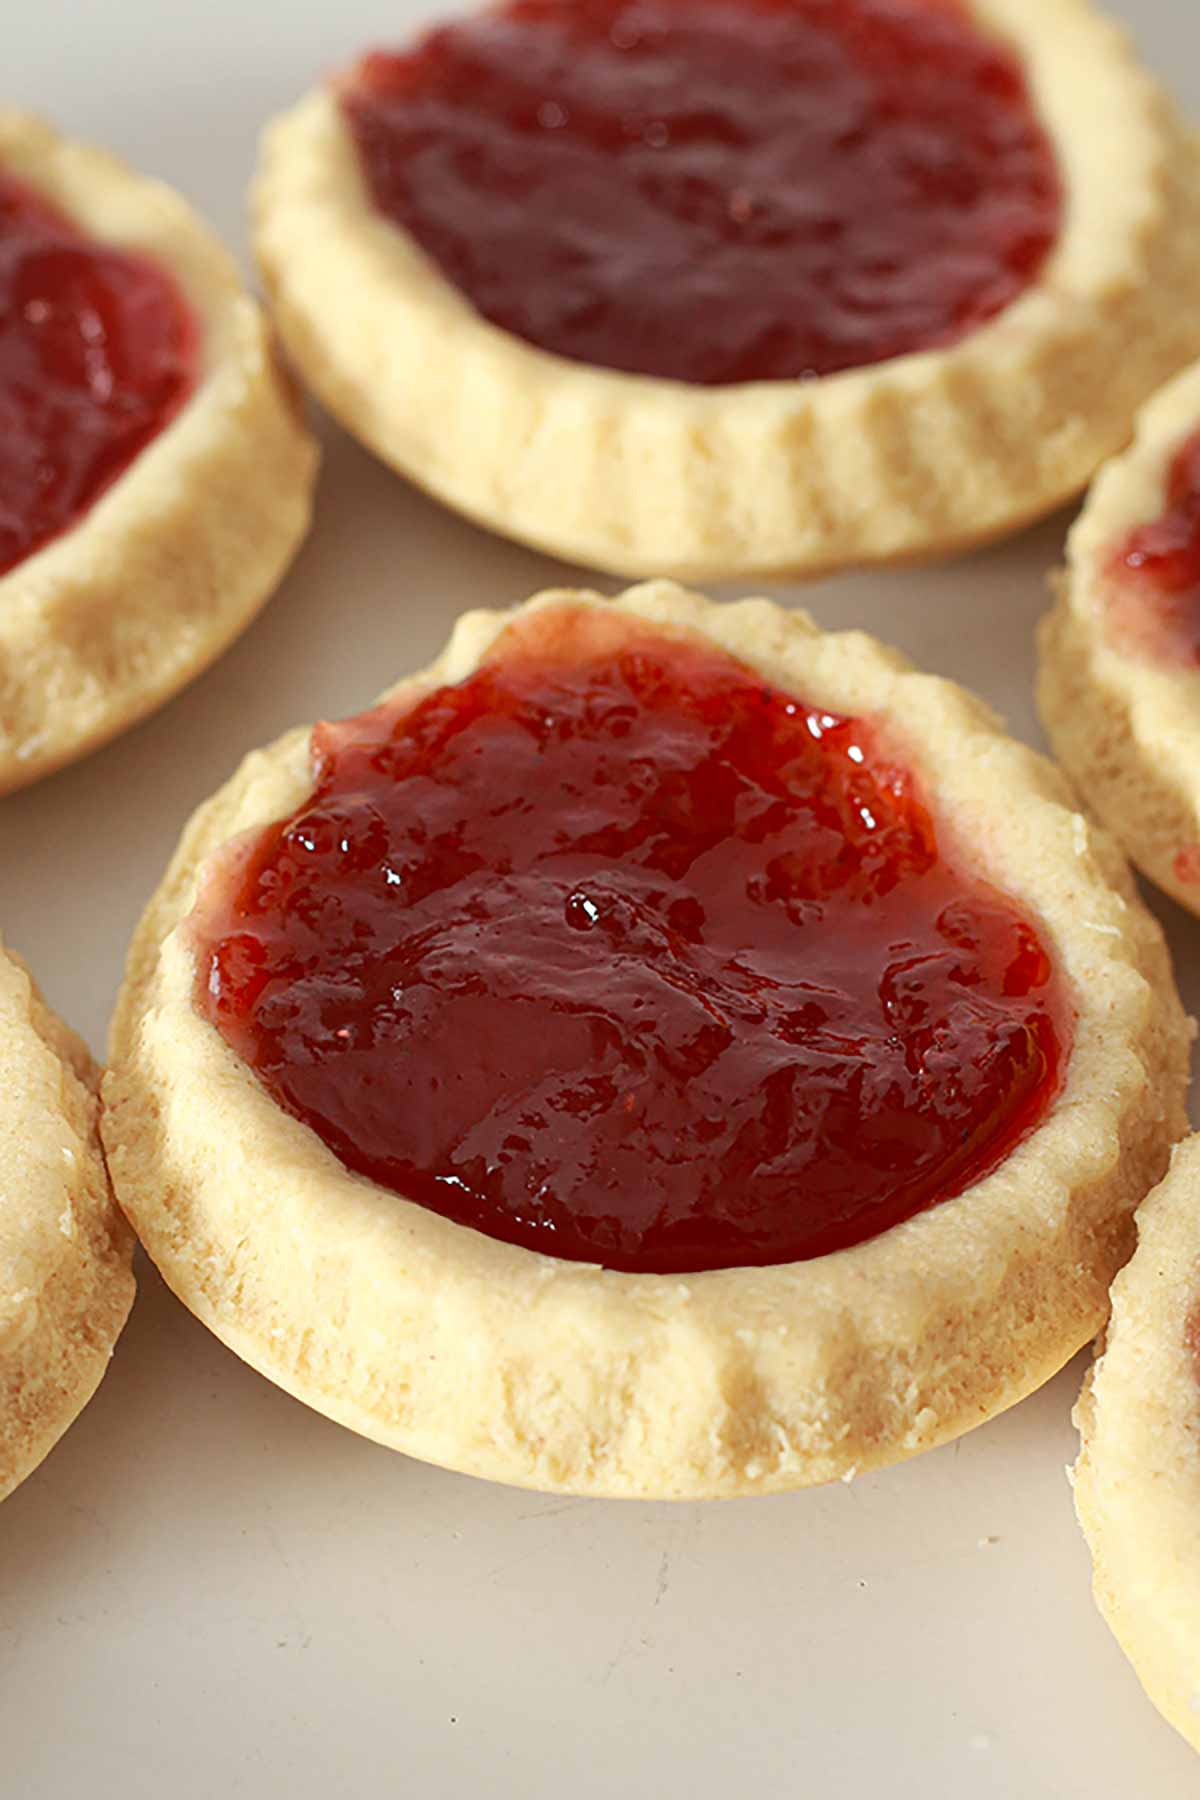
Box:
251 0 1200 582
1074 1134 1200 1755
1039 359 1200 914
102 581 1189 1499
0 111 319 796
0 940 135 1500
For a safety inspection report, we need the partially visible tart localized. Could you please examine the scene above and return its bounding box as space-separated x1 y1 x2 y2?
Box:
252 0 1200 581
0 938 134 1500
1038 359 1200 915
0 112 318 795
1074 1134 1200 1756
103 582 1187 1498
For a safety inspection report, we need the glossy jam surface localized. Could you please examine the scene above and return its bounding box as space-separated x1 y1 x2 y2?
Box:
192 609 1068 1274
341 0 1061 386
0 172 196 578
1107 431 1200 668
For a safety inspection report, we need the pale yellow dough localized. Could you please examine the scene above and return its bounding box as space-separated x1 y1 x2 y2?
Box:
0 940 134 1500
0 112 319 795
251 0 1200 581
1039 359 1200 915
1074 1134 1200 1756
102 583 1189 1499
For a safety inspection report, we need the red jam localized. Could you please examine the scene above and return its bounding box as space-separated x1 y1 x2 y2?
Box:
0 172 196 578
192 608 1068 1275
1107 431 1200 667
341 0 1061 387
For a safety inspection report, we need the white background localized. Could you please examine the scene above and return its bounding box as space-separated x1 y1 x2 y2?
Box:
5 1 1200 1792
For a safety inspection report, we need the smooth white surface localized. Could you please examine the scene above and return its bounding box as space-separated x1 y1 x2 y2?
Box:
4 2 1200 1791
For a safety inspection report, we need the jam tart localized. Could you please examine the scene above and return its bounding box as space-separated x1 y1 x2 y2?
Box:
252 0 1200 581
1039 360 1200 915
0 112 318 795
0 939 134 1500
102 583 1187 1498
1074 1134 1200 1757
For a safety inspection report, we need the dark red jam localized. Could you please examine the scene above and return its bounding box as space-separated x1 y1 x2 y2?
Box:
0 171 197 578
191 608 1068 1275
340 0 1061 387
1107 431 1200 668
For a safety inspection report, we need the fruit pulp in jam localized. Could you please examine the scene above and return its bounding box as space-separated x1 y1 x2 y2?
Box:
341 0 1061 386
192 607 1068 1275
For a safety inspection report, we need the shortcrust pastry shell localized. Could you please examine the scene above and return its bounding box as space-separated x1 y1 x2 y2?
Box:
0 940 134 1500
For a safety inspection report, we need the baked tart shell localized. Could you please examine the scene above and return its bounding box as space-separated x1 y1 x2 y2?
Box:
0 941 135 1500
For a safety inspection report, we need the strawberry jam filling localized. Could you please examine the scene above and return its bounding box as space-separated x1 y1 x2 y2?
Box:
1106 431 1200 667
0 170 196 578
191 608 1068 1275
340 0 1061 387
